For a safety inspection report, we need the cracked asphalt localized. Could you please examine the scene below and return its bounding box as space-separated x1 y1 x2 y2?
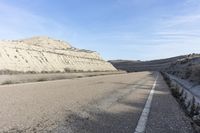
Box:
0 72 194 133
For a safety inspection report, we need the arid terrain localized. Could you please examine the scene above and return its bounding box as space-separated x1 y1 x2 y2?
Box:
166 54 200 83
110 54 200 83
109 55 188 72
0 71 125 85
1 0 200 132
0 37 198 133
0 36 116 73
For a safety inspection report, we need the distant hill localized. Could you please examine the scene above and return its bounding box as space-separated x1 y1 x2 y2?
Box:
109 53 200 83
109 55 188 72
166 54 200 83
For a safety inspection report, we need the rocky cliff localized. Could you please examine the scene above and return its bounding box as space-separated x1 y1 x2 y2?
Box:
0 36 116 73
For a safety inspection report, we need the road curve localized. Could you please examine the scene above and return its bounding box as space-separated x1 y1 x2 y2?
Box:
0 72 193 133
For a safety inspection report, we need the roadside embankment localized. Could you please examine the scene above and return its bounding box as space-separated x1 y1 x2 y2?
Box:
161 72 200 132
0 71 126 85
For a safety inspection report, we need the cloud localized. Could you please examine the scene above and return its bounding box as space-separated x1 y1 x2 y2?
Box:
0 2 75 40
151 0 200 48
163 14 200 28
155 31 200 39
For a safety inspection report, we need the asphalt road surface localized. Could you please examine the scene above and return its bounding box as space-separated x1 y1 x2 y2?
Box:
0 72 194 133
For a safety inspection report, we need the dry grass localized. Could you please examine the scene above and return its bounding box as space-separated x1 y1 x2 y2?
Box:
191 65 200 83
1 80 14 85
36 78 48 82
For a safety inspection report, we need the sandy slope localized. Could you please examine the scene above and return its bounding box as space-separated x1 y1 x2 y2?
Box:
0 36 116 73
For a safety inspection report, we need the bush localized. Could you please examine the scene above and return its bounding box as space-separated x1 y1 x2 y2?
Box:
185 68 192 79
161 72 171 87
2 80 13 85
171 86 180 99
192 66 200 83
186 101 191 110
36 78 47 82
41 71 48 73
26 71 37 74
190 97 200 117
64 68 71 72
181 93 188 109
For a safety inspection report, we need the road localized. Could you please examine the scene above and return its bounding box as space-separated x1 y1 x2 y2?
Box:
0 72 194 133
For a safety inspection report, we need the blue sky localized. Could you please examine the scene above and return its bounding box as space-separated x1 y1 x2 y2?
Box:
0 0 200 60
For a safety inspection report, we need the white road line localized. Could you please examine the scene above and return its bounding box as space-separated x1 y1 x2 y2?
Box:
134 74 159 133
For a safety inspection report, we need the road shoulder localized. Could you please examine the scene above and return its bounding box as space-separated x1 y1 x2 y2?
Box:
146 73 194 133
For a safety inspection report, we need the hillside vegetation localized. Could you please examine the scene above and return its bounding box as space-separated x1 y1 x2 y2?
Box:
166 54 200 83
110 54 200 83
109 55 187 72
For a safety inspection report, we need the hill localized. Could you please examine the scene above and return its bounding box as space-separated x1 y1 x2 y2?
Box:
109 55 187 72
110 54 200 83
166 54 200 83
0 36 116 74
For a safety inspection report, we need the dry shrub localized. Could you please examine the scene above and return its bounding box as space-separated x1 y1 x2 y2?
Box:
191 65 200 83
185 67 192 79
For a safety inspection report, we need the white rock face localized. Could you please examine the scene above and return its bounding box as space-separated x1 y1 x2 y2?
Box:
0 36 117 73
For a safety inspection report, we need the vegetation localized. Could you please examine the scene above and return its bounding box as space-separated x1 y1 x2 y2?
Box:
36 78 47 82
1 80 14 85
191 65 200 83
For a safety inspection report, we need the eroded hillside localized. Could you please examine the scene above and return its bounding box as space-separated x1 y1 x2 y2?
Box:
0 36 116 73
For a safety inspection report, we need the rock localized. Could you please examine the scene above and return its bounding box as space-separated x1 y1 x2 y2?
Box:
0 36 116 73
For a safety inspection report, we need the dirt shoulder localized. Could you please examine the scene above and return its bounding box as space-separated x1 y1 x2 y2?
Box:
0 71 125 85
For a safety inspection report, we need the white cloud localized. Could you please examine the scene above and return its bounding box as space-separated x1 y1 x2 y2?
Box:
163 14 200 28
152 3 200 48
0 2 75 40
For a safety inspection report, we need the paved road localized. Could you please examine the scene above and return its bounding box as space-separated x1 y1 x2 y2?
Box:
0 72 193 133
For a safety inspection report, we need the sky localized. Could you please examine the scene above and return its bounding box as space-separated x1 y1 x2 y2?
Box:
0 0 200 60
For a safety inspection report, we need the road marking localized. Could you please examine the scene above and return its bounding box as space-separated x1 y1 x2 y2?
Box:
134 74 159 133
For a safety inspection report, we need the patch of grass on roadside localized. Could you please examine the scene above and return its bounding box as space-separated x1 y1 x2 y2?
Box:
1 80 14 85
36 78 47 82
